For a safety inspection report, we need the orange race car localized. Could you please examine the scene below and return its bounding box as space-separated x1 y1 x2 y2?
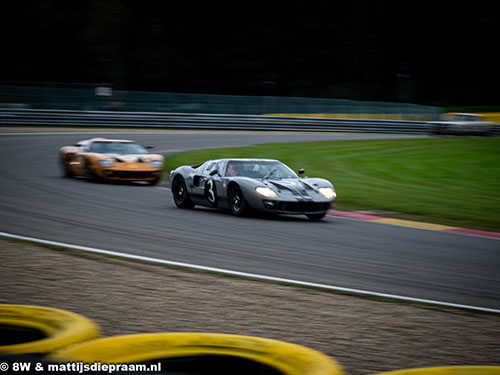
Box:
59 138 164 185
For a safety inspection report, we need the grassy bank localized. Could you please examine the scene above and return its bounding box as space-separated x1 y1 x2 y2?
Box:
164 137 500 232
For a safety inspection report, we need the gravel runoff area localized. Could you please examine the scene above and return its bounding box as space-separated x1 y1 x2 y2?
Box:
1 238 500 375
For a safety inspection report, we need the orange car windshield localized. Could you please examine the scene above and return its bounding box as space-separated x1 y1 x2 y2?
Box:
89 142 148 154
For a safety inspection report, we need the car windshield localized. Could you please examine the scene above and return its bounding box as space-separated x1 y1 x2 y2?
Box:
89 142 148 154
225 160 298 179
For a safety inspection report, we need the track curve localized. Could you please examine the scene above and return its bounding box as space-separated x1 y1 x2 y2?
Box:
1 131 499 310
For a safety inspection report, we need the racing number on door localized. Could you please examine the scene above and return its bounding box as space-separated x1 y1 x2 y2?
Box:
204 179 218 206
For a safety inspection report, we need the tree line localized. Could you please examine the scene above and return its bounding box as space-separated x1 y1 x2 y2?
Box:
3 1 499 106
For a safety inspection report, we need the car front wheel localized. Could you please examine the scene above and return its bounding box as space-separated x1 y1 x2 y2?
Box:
229 187 249 216
306 212 327 221
86 164 99 182
147 175 161 186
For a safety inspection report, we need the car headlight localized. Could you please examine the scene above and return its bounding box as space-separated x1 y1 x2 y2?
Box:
255 187 278 198
319 187 336 199
149 160 163 169
98 160 113 168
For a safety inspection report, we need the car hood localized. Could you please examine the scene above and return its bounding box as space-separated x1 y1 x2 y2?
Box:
261 178 333 193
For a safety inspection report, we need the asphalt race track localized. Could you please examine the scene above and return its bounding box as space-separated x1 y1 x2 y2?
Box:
1 131 499 310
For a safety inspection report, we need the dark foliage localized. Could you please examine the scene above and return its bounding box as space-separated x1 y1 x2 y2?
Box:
2 1 499 105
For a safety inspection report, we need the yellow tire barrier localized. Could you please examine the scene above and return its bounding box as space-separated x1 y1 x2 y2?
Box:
375 366 500 375
50 332 343 375
0 305 100 355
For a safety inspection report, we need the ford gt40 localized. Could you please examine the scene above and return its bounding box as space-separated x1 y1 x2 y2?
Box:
170 158 336 220
59 138 164 185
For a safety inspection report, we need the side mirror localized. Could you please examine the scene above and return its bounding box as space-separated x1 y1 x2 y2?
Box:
146 146 154 150
298 169 305 175
209 169 219 176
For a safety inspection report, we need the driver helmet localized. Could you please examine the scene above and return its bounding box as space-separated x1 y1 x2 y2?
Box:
228 163 240 176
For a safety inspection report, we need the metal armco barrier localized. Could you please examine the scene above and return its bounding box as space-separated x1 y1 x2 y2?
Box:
2 108 498 134
0 109 432 133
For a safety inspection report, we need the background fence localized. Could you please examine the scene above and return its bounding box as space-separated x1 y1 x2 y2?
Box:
6 82 498 134
0 109 434 133
0 82 442 121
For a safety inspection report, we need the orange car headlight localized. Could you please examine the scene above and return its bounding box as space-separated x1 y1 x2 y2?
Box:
98 160 114 168
149 160 163 168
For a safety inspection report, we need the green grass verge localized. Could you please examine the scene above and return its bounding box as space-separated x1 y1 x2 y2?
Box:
164 137 500 232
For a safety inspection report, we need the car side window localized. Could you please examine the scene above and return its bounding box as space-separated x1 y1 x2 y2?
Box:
202 161 223 176
204 163 214 174
201 162 215 175
215 161 222 174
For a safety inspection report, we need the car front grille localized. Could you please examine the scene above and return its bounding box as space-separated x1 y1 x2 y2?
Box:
277 201 331 213
111 171 152 179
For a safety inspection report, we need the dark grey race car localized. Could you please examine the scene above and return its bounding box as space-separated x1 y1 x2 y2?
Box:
170 158 336 220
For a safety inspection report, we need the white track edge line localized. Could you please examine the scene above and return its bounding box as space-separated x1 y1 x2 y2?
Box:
1 231 499 314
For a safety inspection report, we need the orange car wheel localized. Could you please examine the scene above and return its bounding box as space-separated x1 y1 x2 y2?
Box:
86 163 100 182
147 175 161 186
59 156 73 178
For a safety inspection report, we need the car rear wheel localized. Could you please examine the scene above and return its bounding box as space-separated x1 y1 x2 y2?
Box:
60 157 73 178
229 187 249 216
172 176 195 209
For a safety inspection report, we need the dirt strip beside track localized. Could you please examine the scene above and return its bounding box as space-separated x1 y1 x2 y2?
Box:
1 239 499 375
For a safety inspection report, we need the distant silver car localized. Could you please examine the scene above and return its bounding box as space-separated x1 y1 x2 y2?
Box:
170 158 336 220
428 113 497 135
